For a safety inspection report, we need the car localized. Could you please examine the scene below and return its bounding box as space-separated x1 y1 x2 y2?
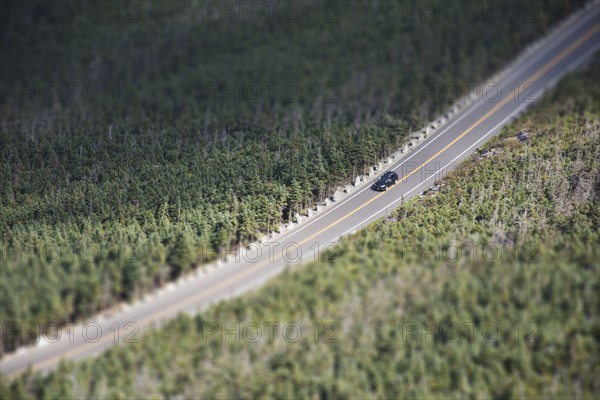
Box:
371 171 399 191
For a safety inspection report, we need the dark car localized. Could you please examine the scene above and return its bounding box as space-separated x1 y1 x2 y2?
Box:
372 171 399 191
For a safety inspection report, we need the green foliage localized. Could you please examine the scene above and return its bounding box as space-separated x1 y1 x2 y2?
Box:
0 120 409 353
2 58 598 399
1 0 578 352
1 0 580 129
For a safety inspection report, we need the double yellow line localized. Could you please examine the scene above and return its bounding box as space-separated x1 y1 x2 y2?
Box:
13 23 600 376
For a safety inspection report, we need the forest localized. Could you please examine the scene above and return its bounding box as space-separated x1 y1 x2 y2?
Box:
0 0 583 353
2 54 598 398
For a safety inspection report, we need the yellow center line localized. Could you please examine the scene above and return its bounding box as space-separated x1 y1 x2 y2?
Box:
295 23 600 248
19 23 600 376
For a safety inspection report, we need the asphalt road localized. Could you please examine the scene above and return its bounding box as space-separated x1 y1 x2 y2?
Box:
2 5 599 378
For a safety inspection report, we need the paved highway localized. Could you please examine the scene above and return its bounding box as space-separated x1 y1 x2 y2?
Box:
2 4 599 378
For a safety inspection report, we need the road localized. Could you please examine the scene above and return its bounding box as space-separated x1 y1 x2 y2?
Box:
2 3 599 378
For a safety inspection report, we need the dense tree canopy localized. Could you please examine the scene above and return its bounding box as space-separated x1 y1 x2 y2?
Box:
2 53 598 399
1 0 582 353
